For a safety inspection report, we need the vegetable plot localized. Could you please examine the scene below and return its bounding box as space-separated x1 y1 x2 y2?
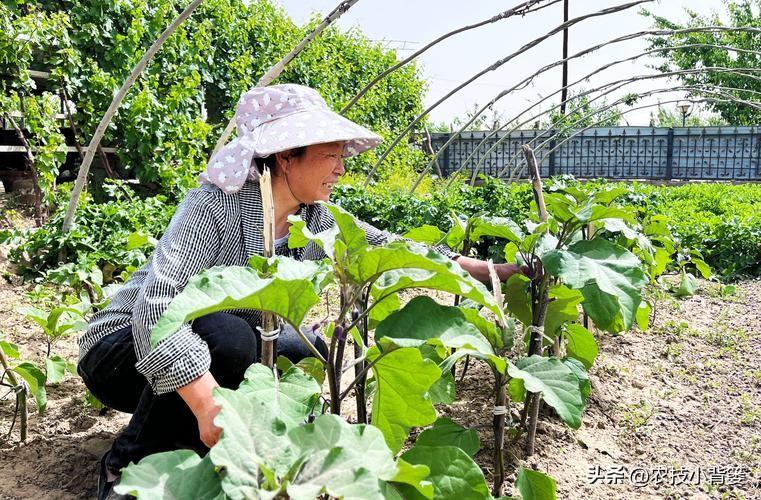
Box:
116 193 651 499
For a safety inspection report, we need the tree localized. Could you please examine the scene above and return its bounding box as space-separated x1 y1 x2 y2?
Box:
643 1 761 126
545 90 622 131
649 104 727 127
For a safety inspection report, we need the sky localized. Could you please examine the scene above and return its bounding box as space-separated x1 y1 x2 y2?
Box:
274 0 735 127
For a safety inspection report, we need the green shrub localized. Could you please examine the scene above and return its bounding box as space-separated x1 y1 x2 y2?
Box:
6 182 175 281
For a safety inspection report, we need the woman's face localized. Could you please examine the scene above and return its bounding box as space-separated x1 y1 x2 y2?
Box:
277 141 346 204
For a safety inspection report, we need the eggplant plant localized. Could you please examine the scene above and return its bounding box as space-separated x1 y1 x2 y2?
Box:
402 181 655 495
116 202 560 499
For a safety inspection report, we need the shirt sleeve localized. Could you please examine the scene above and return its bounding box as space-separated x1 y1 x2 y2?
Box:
132 190 223 394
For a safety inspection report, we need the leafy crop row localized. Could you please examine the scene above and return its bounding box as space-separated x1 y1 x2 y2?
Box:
334 176 761 278
111 181 666 498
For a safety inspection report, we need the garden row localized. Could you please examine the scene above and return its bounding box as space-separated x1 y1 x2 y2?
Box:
0 175 736 499
1 176 726 498
3 177 758 288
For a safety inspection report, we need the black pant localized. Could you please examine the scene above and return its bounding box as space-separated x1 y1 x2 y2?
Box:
78 312 328 474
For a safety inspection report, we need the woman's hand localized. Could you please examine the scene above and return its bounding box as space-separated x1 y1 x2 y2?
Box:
177 371 223 448
493 262 530 282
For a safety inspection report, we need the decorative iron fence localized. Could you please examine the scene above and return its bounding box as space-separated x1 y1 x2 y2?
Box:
429 127 761 181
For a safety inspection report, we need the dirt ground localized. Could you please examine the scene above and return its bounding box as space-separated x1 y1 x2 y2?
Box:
0 227 758 499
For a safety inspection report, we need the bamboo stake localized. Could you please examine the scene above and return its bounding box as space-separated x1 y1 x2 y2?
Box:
363 0 652 186
487 259 508 496
61 0 206 234
0 346 27 442
259 167 277 369
522 145 549 457
211 0 360 159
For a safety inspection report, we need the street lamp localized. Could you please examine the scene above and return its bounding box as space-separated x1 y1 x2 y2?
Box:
678 102 693 127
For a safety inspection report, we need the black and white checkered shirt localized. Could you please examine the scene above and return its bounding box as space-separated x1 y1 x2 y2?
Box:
80 181 457 394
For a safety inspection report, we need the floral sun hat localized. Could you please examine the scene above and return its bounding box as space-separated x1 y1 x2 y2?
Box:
199 84 382 193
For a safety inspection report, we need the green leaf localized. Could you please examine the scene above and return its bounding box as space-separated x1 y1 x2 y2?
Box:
636 300 651 331
403 225 447 245
469 216 524 243
354 241 501 315
428 371 455 405
460 307 509 350
543 238 647 333
565 324 598 370
507 355 585 429
368 292 400 330
592 186 629 205
376 296 495 356
276 355 326 387
17 306 50 333
0 339 20 359
544 285 583 338
719 284 737 298
45 355 73 385
126 231 158 250
321 202 370 254
368 346 440 453
115 451 224 500
247 255 334 294
13 362 47 413
209 388 293 498
238 364 320 427
692 258 711 279
151 266 321 349
287 414 397 500
294 357 325 387
415 418 480 457
85 389 105 411
516 467 557 500
563 357 591 402
446 215 467 249
675 270 698 298
508 376 526 403
373 266 500 320
398 445 491 500
504 274 532 326
652 247 672 277
389 459 434 499
287 215 340 259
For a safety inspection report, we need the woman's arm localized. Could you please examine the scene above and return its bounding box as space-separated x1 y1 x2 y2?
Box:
177 372 222 448
355 216 524 283
452 255 526 283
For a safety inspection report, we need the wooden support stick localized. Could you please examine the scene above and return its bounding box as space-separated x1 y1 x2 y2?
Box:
522 145 550 457
487 260 508 496
259 167 277 369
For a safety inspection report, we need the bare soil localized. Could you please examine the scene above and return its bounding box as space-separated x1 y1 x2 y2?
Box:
0 224 758 498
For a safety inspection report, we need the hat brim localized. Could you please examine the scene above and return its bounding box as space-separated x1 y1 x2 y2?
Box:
252 108 382 158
